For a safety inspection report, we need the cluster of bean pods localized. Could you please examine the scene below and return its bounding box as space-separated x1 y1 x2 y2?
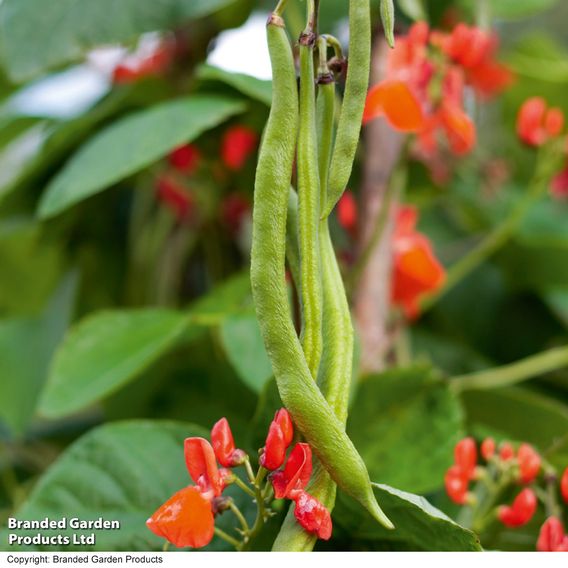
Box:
250 0 396 551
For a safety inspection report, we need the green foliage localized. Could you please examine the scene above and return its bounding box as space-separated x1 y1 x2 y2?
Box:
334 483 481 551
348 367 464 494
38 96 246 218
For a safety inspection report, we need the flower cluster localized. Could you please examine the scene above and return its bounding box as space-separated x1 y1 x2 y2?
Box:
445 437 568 551
364 22 512 166
146 409 332 550
112 38 176 84
154 124 257 227
391 205 445 319
516 96 568 200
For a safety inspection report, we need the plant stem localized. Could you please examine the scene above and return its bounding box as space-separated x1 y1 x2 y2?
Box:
228 500 251 535
232 475 256 498
421 145 563 314
214 527 241 549
450 345 568 393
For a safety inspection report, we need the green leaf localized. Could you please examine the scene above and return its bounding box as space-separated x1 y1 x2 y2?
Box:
542 287 568 327
220 313 273 393
0 273 77 436
348 366 464 493
196 64 272 106
3 420 249 551
335 483 481 551
460 0 558 20
518 199 568 247
397 0 427 21
39 309 190 418
0 0 238 83
37 96 245 219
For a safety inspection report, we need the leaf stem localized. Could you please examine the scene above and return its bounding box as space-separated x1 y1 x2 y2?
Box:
228 500 251 536
214 527 241 549
450 345 568 393
232 475 256 498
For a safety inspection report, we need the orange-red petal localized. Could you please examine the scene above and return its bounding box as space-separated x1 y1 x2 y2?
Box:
440 103 476 155
293 491 332 540
184 438 224 497
364 81 425 132
146 486 214 549
271 442 312 499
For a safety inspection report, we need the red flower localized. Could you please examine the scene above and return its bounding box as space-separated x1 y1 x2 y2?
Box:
221 126 258 171
439 102 476 156
156 176 193 220
499 442 515 461
293 490 333 540
147 486 214 549
211 418 246 468
561 467 568 504
337 192 358 234
454 437 477 478
517 443 541 484
537 517 568 552
270 443 312 499
517 97 565 147
260 421 287 471
184 438 226 498
445 465 470 504
481 437 496 460
498 488 537 527
113 41 174 84
391 206 446 319
168 144 200 174
274 408 294 448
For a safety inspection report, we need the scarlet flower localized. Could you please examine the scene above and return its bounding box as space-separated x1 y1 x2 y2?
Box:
498 488 537 527
517 97 565 147
537 517 568 552
260 421 287 471
561 467 568 503
211 418 246 468
273 408 294 448
293 490 333 540
168 144 201 174
337 192 358 234
156 176 193 220
147 486 214 549
454 437 477 478
439 102 476 156
517 443 541 484
221 125 258 171
445 465 470 504
147 437 229 549
391 205 446 319
271 443 312 499
112 41 174 84
499 442 515 461
481 437 496 460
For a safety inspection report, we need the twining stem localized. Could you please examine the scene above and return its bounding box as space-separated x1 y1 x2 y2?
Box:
421 145 564 313
450 345 568 393
215 527 241 548
274 0 291 17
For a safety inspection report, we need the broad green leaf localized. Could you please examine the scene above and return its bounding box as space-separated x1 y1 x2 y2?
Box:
196 64 272 106
518 199 568 247
460 0 558 20
38 96 245 219
39 309 190 418
397 0 427 21
348 366 464 493
219 313 273 393
543 287 568 327
462 386 568 456
0 0 238 83
0 221 62 315
335 483 481 551
3 420 254 551
0 273 77 436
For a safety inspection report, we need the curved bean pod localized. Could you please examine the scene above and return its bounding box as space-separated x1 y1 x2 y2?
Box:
322 0 371 219
251 15 392 531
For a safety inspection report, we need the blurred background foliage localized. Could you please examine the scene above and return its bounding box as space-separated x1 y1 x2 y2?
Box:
0 0 566 552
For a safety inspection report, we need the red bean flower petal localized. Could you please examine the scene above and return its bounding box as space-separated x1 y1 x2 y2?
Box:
454 437 477 479
271 442 312 499
481 437 496 461
293 491 332 540
221 125 258 171
184 438 224 497
561 466 568 504
445 465 469 505
274 408 294 448
498 488 537 528
517 443 541 484
146 486 214 549
260 421 287 471
537 517 567 552
211 418 245 468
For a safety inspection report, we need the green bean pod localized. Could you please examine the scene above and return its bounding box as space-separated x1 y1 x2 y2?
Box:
380 0 395 48
297 34 323 379
251 16 392 531
322 0 371 219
